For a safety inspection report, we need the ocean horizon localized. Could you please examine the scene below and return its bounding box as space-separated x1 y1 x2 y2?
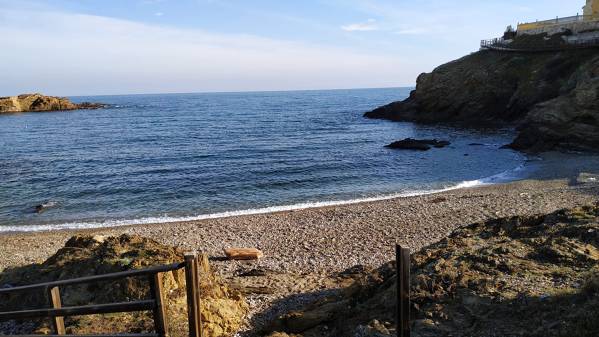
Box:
0 87 526 232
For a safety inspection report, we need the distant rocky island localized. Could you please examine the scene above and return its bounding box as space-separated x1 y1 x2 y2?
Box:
0 93 105 114
366 40 599 153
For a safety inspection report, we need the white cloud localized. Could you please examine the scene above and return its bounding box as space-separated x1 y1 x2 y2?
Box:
0 8 411 95
154 12 164 16
341 19 378 32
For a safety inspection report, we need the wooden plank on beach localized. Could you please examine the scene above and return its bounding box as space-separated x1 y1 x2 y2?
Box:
223 248 264 260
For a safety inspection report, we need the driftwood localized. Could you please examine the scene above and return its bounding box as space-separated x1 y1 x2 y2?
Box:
224 248 264 260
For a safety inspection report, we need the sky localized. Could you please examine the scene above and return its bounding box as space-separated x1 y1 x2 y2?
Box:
0 0 581 96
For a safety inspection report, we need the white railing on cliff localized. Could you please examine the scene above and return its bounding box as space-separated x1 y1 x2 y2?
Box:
518 14 593 28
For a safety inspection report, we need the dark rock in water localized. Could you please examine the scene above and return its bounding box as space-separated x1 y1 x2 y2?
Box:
34 201 57 213
365 46 599 153
469 143 485 146
77 102 108 110
386 139 431 151
430 140 451 148
385 138 450 151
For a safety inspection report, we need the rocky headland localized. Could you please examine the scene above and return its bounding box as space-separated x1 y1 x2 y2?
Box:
365 45 599 152
0 93 105 114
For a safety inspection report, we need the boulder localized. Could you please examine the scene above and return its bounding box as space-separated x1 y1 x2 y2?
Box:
385 138 450 151
34 201 57 213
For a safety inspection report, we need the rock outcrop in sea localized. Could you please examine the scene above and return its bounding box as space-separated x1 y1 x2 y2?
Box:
0 93 105 114
385 138 450 151
365 45 599 152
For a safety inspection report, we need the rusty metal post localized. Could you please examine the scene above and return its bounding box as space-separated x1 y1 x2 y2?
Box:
193 255 203 337
396 244 410 337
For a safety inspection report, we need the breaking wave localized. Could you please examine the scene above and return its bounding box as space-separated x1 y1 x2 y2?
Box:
0 164 528 233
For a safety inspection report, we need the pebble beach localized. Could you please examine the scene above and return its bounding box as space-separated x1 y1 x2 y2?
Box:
2 178 598 275
1 177 599 334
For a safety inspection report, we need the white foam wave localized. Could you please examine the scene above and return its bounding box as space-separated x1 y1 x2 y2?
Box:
0 165 529 233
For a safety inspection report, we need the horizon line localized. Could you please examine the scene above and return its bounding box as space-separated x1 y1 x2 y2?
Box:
63 85 414 98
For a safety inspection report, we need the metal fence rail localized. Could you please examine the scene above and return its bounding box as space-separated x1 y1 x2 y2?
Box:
480 37 599 52
0 253 205 337
519 14 591 27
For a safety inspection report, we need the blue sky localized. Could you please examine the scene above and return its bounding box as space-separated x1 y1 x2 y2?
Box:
0 0 581 95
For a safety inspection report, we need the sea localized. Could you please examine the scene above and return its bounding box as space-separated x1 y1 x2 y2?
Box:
0 88 532 232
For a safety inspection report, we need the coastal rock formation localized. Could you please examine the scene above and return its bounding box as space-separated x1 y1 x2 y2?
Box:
385 138 450 151
265 205 599 336
0 234 248 337
365 46 599 152
0 93 105 114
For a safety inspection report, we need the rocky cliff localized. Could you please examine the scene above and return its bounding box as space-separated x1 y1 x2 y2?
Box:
365 49 599 152
0 93 104 114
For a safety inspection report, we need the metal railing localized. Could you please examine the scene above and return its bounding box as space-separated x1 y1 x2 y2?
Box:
480 36 599 52
0 253 205 337
518 14 593 28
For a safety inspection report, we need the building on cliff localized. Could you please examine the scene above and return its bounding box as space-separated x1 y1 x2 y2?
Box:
481 0 599 51
516 0 599 36
584 0 599 17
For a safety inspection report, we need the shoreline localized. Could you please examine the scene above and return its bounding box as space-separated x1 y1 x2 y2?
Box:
1 177 598 275
0 180 492 234
12 148 599 236
2 176 598 334
0 162 528 234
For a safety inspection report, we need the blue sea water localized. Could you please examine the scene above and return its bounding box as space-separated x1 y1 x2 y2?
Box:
0 88 526 232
